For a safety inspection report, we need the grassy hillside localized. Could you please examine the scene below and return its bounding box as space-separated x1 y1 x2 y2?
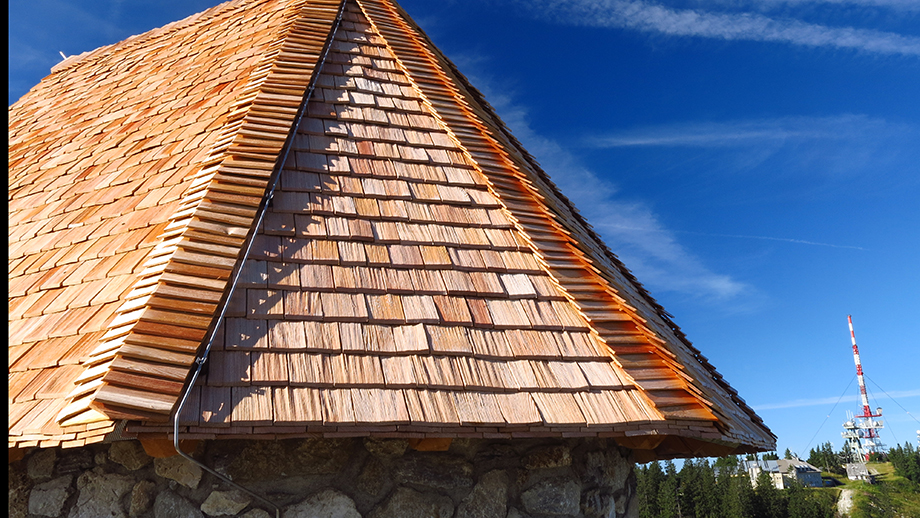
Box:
848 462 920 518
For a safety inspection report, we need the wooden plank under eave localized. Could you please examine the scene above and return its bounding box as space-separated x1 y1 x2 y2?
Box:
92 384 175 414
109 356 191 382
351 388 410 424
321 388 356 424
123 333 203 353
613 354 669 369
204 190 264 208
194 209 259 229
137 308 214 330
658 404 719 422
627 367 682 381
60 438 87 449
496 392 542 425
164 261 234 281
103 370 185 396
159 272 228 292
633 378 686 391
171 248 239 269
146 297 219 316
195 201 259 220
272 386 323 425
199 386 232 426
176 386 201 426
90 401 172 423
230 386 273 426
531 392 587 426
186 218 251 239
73 361 113 385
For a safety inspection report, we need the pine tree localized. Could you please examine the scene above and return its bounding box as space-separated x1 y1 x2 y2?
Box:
738 469 758 518
807 442 843 474
889 442 920 483
719 461 754 518
714 455 740 473
695 458 719 518
658 460 680 518
786 481 835 518
679 459 702 518
754 469 785 518
637 461 665 518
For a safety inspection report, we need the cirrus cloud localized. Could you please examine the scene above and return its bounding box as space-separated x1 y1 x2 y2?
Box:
527 0 920 56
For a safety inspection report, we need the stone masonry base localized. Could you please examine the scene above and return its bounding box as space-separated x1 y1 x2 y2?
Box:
9 436 638 518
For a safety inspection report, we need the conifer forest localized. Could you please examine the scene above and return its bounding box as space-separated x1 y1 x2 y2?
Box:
635 443 920 518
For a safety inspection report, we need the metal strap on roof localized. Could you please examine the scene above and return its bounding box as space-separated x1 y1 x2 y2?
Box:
170 2 349 516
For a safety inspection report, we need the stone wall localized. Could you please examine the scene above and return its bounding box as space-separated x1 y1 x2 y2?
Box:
9 437 638 518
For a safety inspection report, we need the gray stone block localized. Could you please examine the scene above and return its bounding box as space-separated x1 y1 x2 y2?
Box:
456 469 509 518
521 477 581 516
155 455 203 489
69 470 135 518
109 441 153 471
154 490 204 518
395 454 473 492
368 487 453 518
282 489 361 518
28 475 72 517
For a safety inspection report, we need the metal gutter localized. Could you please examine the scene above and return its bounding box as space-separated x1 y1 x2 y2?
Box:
170 1 349 516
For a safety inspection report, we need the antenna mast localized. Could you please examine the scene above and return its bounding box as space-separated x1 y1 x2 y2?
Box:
841 315 886 462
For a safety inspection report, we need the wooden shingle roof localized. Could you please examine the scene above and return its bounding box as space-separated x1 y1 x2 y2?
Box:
8 0 775 459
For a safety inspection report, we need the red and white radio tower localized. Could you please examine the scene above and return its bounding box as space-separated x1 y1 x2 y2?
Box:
841 315 886 462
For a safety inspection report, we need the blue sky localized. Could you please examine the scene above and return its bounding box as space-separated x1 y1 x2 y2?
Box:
9 0 920 456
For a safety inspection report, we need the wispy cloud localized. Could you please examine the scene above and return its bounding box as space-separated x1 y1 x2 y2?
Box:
755 389 920 410
526 0 920 56
605 225 868 250
472 103 903 297
583 115 920 192
751 0 920 10
456 66 750 301
588 116 913 149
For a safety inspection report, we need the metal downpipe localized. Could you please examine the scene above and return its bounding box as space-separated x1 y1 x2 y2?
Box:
170 2 349 516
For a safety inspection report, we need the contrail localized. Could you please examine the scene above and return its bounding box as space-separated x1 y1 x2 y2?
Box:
601 224 868 251
755 389 920 410
679 230 868 251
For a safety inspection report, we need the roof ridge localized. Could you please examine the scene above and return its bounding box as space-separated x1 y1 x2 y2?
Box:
160 1 678 444
349 0 672 419
358 0 773 449
355 0 724 436
356 0 693 402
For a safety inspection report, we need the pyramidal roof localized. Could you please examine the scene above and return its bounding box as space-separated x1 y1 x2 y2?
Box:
8 0 775 459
